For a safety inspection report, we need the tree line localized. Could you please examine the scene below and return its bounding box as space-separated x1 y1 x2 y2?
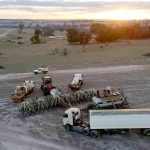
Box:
30 23 150 44
66 23 150 44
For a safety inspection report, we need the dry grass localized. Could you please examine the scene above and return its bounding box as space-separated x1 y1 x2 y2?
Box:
0 28 150 72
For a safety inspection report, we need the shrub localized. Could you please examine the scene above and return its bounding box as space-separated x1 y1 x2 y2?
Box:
63 48 68 56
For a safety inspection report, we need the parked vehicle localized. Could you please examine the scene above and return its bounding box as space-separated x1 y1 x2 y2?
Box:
50 88 62 97
86 89 129 110
41 76 56 96
95 86 122 98
62 108 150 138
68 74 83 91
11 81 35 102
33 67 48 75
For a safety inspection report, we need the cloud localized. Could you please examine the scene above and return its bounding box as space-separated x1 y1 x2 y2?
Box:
0 0 150 19
0 0 149 12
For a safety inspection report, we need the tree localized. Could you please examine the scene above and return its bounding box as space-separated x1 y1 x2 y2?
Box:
90 23 109 34
42 28 54 36
79 31 91 44
67 27 91 45
30 35 41 44
66 27 80 44
34 29 42 36
95 28 118 43
30 29 42 44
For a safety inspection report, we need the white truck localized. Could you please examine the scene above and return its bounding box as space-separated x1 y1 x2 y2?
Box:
62 108 150 138
33 67 48 75
68 74 83 91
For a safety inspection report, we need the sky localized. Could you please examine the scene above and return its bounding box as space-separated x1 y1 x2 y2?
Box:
0 0 150 20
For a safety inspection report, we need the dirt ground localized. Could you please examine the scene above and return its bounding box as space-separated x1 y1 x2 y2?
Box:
0 28 150 150
0 65 150 150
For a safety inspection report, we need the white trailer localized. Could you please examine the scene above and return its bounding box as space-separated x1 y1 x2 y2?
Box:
90 109 150 130
62 108 150 138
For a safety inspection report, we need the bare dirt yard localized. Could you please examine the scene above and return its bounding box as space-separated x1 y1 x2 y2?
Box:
0 28 150 150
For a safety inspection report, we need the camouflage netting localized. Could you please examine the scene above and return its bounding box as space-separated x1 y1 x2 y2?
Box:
19 89 97 116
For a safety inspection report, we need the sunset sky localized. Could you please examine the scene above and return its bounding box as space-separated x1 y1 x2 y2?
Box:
0 0 150 20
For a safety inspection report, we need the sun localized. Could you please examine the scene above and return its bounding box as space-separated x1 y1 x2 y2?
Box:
104 8 144 20
108 9 141 20
88 9 144 20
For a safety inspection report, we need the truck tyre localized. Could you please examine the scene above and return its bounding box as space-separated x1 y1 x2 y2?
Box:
143 129 150 136
43 88 50 96
65 124 71 131
90 130 98 138
35 72 38 75
82 127 90 136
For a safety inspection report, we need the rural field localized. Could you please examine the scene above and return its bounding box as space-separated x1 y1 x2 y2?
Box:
0 28 150 72
0 28 150 150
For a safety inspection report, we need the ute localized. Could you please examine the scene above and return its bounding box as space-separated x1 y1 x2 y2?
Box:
68 74 83 91
86 87 130 110
62 108 150 138
41 76 56 96
11 81 34 102
33 67 48 75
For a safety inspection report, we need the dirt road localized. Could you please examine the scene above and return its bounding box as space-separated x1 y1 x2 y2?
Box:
0 65 150 150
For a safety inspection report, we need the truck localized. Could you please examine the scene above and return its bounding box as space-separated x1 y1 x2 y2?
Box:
86 91 130 110
11 81 35 102
41 75 56 96
33 67 48 75
68 74 83 91
61 108 150 138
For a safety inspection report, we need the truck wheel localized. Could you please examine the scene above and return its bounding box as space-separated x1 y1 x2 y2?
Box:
65 124 71 131
35 72 38 75
43 88 50 96
82 127 90 136
90 130 98 138
143 129 150 136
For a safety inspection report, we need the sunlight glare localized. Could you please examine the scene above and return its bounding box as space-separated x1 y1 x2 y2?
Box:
101 9 143 20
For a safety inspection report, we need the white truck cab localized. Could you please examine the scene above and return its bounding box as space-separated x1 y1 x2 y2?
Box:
69 74 83 91
62 108 81 126
72 74 83 85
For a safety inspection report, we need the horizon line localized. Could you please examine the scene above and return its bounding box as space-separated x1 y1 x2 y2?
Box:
0 18 150 21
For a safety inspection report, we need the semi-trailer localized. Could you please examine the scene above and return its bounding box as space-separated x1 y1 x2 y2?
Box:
62 108 150 138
